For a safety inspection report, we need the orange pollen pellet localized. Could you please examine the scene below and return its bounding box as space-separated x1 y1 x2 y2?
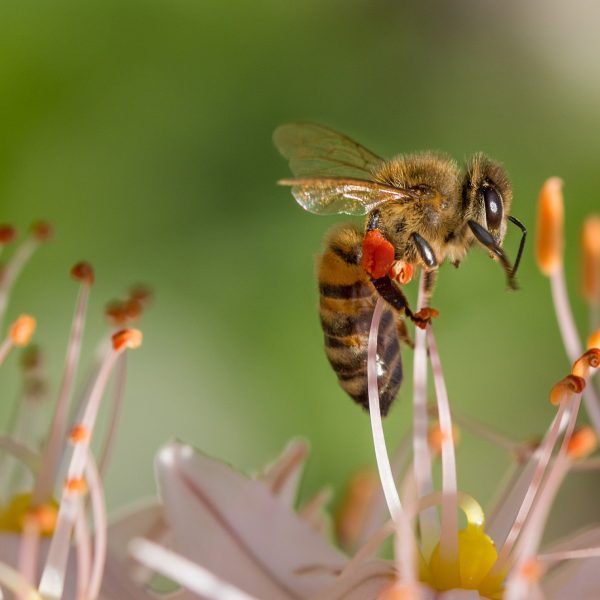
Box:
535 177 564 276
572 348 600 378
112 328 143 351
581 216 600 304
520 558 544 583
10 315 36 347
549 375 586 405
65 478 88 495
69 424 91 443
31 220 53 242
71 261 95 285
567 427 598 459
588 330 600 351
26 504 58 533
0 225 16 244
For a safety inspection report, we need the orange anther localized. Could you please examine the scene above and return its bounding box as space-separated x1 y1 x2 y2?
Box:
69 424 90 443
536 177 564 276
377 583 418 600
129 284 153 306
567 427 598 460
361 229 396 279
428 423 460 454
0 225 16 245
10 315 36 347
582 216 600 304
520 558 544 583
572 348 600 378
549 374 586 405
65 478 88 495
71 261 95 285
123 298 142 321
112 328 143 351
588 330 600 351
26 504 58 535
30 221 53 242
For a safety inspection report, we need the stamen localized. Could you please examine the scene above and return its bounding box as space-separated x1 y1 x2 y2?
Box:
581 216 600 308
572 348 600 378
0 225 16 246
538 547 600 562
519 558 544 583
412 273 437 556
18 518 40 593
427 423 460 455
68 424 91 443
73 506 91 600
65 478 88 495
30 221 53 242
0 561 42 600
86 451 107 600
10 315 36 348
368 298 416 585
426 327 459 565
588 329 600 350
549 375 586 405
130 538 260 600
377 582 419 600
32 266 92 507
535 177 564 276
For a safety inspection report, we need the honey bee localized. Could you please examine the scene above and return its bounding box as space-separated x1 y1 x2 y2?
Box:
274 123 526 415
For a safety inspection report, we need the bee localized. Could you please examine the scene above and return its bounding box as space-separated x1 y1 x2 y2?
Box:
274 123 526 415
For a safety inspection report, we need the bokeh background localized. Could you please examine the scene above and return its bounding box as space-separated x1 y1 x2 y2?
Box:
0 0 598 542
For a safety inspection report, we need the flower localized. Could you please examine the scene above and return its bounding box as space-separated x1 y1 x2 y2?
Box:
124 178 600 600
0 223 146 599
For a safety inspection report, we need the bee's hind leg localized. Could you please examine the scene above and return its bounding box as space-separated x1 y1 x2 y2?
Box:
371 276 438 329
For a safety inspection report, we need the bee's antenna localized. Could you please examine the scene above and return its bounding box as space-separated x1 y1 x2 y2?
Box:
508 215 527 278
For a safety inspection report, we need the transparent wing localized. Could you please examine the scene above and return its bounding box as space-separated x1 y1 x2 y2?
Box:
279 177 417 216
273 122 384 179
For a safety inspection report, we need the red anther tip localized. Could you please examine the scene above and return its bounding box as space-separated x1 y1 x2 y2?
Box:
129 284 153 306
20 345 42 371
69 424 90 443
10 315 36 347
572 348 600 377
549 374 586 405
567 427 598 459
71 262 95 285
0 225 16 245
30 221 53 242
112 328 143 351
65 478 88 495
361 230 395 279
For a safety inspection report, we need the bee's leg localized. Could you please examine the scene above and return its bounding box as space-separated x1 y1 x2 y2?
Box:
422 269 438 303
396 318 414 349
467 220 518 290
371 276 438 329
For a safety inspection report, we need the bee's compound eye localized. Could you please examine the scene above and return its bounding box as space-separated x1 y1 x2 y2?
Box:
483 185 503 230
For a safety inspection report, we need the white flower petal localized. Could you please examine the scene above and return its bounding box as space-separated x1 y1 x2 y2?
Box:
156 442 347 600
437 590 484 600
258 439 309 507
541 557 600 599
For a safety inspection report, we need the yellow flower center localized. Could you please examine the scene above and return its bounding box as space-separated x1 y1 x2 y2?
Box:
424 524 505 599
0 493 58 536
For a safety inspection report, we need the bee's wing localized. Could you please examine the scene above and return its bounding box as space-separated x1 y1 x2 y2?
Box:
273 122 384 179
279 177 417 216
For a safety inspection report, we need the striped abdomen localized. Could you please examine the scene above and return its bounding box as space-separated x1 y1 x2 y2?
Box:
318 224 403 416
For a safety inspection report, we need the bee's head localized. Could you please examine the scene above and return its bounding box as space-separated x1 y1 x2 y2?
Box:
462 153 513 247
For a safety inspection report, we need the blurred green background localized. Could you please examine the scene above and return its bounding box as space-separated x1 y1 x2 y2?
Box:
0 0 598 541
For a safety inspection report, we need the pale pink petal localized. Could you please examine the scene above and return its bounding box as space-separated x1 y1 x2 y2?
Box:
258 439 309 507
437 590 484 600
298 487 332 533
542 525 600 555
310 560 393 600
156 442 347 600
541 557 600 599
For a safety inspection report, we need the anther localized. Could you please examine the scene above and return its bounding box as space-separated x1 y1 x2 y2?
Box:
377 583 418 600
26 504 58 535
428 423 460 455
69 424 91 443
30 220 53 242
572 348 600 378
588 330 600 351
10 314 36 347
112 328 143 352
567 427 598 460
549 374 586 405
70 261 95 286
519 558 544 583
20 345 42 371
581 216 600 304
64 478 88 495
129 284 153 306
0 225 16 245
535 177 564 276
